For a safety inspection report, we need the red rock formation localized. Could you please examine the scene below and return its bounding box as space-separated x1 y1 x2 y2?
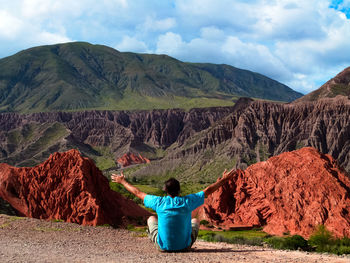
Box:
0 149 150 226
117 153 150 167
195 147 350 238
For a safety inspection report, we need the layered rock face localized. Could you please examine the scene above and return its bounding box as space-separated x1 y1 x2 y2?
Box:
196 147 350 238
0 106 236 167
172 97 350 172
117 153 150 167
0 150 150 226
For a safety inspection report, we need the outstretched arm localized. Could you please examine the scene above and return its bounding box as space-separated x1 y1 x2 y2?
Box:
203 168 235 198
111 171 147 201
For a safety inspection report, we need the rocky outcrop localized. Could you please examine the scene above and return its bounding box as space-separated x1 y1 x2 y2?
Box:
195 147 350 238
295 67 350 102
0 106 236 167
0 149 150 226
117 153 150 167
171 97 350 172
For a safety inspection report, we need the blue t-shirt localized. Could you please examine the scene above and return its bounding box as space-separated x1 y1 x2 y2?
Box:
144 191 205 251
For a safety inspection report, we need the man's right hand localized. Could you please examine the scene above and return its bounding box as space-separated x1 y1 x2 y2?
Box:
111 171 126 184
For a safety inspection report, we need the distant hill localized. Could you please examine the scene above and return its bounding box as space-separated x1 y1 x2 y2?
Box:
295 67 350 102
0 42 302 113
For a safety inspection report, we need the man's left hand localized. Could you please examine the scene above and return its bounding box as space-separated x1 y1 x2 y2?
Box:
222 168 235 180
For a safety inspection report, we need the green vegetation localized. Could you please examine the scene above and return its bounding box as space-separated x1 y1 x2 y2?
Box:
265 235 309 251
197 225 350 255
90 146 116 171
198 229 268 246
0 122 69 166
34 227 63 232
308 225 350 255
0 42 302 113
330 84 349 97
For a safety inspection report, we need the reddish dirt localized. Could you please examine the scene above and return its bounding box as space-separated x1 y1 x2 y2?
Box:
0 150 150 226
117 153 151 167
194 147 350 238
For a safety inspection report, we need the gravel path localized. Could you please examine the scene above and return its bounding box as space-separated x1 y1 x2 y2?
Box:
1 214 349 263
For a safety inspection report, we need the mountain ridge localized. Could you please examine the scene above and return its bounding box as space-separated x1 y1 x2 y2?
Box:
295 67 350 102
0 42 302 113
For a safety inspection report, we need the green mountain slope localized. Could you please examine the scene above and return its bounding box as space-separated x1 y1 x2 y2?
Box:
0 42 303 113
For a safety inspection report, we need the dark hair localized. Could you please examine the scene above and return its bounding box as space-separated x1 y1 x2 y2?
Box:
164 178 180 197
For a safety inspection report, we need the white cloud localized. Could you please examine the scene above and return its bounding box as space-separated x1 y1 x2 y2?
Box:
143 16 176 32
222 36 291 80
156 32 184 55
36 31 71 45
0 10 23 39
115 36 149 53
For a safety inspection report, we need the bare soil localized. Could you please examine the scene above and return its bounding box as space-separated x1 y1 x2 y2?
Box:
1 214 349 263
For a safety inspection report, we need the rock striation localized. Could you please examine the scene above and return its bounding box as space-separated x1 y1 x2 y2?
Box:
0 149 150 226
0 106 236 167
117 153 150 167
171 97 350 172
195 147 350 238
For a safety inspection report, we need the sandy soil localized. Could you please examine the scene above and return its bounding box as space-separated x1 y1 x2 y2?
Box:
1 214 349 263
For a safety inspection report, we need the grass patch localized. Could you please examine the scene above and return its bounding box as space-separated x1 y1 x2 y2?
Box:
90 146 116 171
199 225 350 255
34 227 63 232
198 229 268 246
127 225 148 237
0 223 10 229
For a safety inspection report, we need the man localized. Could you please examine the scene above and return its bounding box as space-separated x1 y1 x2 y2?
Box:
111 168 235 252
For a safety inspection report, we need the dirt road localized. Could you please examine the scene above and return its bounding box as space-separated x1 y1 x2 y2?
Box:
1 214 349 263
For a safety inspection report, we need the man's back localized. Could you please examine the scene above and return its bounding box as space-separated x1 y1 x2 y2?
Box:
144 192 204 251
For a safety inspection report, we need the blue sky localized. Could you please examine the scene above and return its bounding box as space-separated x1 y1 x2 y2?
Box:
0 0 350 94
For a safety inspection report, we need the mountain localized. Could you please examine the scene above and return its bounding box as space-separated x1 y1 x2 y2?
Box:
295 67 350 102
194 147 350 238
0 42 302 113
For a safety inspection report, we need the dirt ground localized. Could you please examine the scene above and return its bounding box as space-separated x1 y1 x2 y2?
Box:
1 214 349 263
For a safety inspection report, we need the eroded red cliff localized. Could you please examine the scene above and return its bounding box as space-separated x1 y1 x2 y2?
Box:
195 147 350 238
0 149 150 226
117 153 150 167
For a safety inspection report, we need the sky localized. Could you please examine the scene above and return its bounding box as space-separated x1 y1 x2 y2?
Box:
1 0 350 94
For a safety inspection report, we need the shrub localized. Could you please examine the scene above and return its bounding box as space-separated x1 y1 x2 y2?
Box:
265 235 308 251
283 235 309 250
264 236 285 249
308 225 335 252
200 220 209 226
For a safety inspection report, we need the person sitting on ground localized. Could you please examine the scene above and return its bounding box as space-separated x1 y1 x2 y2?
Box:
111 169 235 252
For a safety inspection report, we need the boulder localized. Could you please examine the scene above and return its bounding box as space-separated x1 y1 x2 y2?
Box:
0 149 150 226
